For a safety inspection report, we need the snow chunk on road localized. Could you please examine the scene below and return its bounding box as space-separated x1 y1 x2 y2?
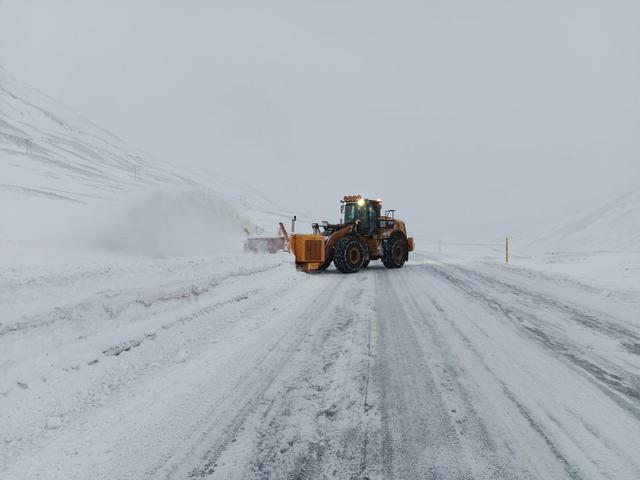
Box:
174 350 189 364
45 417 62 430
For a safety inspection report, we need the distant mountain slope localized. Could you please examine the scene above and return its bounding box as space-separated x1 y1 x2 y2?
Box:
0 66 199 203
0 66 290 249
532 188 640 253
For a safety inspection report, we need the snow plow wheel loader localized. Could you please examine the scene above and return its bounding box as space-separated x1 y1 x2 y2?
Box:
289 195 415 273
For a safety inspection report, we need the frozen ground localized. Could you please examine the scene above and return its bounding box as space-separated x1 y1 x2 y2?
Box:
2 248 640 479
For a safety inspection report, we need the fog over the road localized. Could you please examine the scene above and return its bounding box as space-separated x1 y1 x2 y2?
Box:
1 0 639 238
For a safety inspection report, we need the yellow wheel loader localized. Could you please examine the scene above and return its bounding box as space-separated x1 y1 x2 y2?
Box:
289 195 415 273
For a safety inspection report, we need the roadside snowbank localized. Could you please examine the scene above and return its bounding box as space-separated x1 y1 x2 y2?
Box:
0 252 296 476
418 244 640 308
508 251 640 297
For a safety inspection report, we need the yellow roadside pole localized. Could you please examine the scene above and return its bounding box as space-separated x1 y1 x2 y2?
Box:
505 237 509 264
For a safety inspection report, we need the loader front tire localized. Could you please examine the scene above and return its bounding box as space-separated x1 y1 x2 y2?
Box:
382 234 407 269
333 236 367 273
317 255 333 271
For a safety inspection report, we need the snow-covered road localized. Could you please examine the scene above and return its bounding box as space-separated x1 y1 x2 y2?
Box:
2 252 640 479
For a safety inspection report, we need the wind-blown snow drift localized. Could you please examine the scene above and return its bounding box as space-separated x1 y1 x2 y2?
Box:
88 188 252 258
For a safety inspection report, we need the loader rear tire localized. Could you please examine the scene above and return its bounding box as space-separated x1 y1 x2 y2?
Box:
333 236 367 273
382 234 407 269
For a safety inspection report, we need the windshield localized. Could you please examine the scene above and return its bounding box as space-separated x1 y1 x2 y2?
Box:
343 202 368 224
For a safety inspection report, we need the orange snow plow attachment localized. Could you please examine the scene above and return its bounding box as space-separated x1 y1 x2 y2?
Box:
243 223 290 254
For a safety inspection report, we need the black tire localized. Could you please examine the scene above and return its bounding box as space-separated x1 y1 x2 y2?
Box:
333 236 367 273
361 259 370 268
317 255 333 271
382 234 407 269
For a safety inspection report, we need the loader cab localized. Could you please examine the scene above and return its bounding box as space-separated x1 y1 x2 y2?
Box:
341 198 381 235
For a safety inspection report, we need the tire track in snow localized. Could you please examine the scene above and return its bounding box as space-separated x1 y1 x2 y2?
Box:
422 259 640 416
442 260 640 345
373 267 472 479
404 258 640 479
243 275 379 480
167 272 380 480
405 279 583 479
151 274 357 478
372 265 562 479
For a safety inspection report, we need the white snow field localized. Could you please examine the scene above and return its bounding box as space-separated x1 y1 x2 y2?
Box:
2 68 640 479
2 252 640 479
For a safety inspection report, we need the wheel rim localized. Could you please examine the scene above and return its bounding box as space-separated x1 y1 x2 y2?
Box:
348 246 362 265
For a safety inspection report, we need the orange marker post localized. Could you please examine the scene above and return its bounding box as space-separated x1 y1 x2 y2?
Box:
505 236 509 264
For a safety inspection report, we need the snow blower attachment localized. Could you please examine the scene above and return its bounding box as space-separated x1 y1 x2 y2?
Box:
243 223 289 253
289 195 415 273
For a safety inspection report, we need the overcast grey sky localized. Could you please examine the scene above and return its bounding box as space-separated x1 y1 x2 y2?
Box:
1 0 639 238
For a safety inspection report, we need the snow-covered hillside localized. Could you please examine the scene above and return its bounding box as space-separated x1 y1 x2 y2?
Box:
531 187 640 253
0 66 290 256
0 66 195 201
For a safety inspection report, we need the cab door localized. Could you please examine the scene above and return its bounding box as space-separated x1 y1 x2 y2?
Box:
357 203 378 235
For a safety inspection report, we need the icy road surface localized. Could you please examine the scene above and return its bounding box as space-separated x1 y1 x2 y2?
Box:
2 253 640 479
